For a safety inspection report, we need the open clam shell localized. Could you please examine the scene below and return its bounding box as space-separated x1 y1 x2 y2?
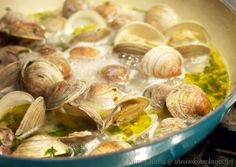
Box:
113 22 166 55
44 80 87 110
16 96 46 140
166 84 212 121
106 97 150 127
141 45 183 78
64 10 107 36
165 21 211 57
13 135 72 158
0 91 46 139
0 61 21 91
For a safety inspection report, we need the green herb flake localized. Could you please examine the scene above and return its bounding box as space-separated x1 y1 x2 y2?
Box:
44 146 57 158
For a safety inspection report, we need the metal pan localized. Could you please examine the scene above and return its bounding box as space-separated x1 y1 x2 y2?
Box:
0 0 236 166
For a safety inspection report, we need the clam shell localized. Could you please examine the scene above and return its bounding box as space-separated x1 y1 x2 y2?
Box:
145 4 180 32
13 135 72 158
44 80 87 110
141 45 183 78
166 84 212 121
98 65 130 85
152 118 187 140
15 96 46 140
114 22 165 55
21 59 64 97
0 61 21 91
70 27 111 45
62 0 91 18
88 140 131 156
64 103 104 130
0 91 34 119
106 97 150 127
95 2 120 22
64 10 106 36
165 21 211 57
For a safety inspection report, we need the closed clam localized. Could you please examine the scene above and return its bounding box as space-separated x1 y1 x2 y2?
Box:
13 135 73 158
113 22 165 56
165 21 211 57
143 79 182 108
98 65 130 85
145 4 180 32
62 0 91 18
0 11 45 40
0 91 46 140
21 59 64 97
0 61 21 91
166 84 212 121
141 45 183 78
44 80 87 110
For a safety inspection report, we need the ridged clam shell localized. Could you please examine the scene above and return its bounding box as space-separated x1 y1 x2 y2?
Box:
13 135 72 158
44 80 87 110
21 59 64 97
141 45 183 78
0 61 21 91
15 96 46 140
166 84 212 121
145 4 180 32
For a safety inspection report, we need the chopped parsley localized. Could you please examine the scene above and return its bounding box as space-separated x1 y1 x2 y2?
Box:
44 146 57 158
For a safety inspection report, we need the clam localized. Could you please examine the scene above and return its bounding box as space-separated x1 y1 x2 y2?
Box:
0 61 21 91
44 54 73 80
0 46 31 66
69 27 111 45
165 21 211 57
85 83 124 110
152 118 187 140
95 2 120 22
166 84 212 121
59 131 98 156
66 44 110 60
141 45 183 78
63 103 104 130
64 10 107 37
41 16 66 33
98 65 130 85
0 11 45 40
105 97 150 127
13 135 73 158
114 22 165 56
21 59 64 97
145 4 180 32
0 128 14 155
0 91 46 139
62 0 91 18
88 140 131 155
44 80 87 110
